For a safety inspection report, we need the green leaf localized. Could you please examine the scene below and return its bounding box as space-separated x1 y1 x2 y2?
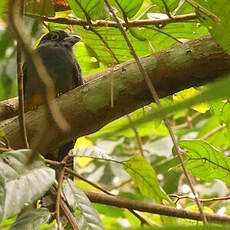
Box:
195 0 230 54
0 216 16 230
123 155 171 204
89 106 168 139
72 147 116 162
0 149 55 221
10 208 50 230
130 22 207 51
62 179 104 230
75 26 151 64
0 29 14 59
74 21 207 66
179 139 230 185
0 0 8 21
110 0 144 18
150 0 182 13
220 103 230 125
25 0 55 17
74 42 106 76
173 87 209 113
110 75 230 135
143 226 230 230
66 0 104 20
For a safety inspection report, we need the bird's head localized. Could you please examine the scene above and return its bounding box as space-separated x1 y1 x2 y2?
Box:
38 30 81 49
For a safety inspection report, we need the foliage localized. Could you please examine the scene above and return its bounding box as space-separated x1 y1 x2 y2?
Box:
0 149 55 221
0 0 230 229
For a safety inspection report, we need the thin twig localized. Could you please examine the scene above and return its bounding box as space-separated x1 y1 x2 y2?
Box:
108 178 132 191
104 0 207 224
201 124 226 140
114 0 128 24
74 0 118 109
185 0 219 22
65 167 113 196
46 159 150 226
65 166 150 225
127 114 144 157
56 154 70 230
41 20 51 31
174 112 201 130
169 194 230 203
161 0 173 18
129 210 150 226
88 27 119 108
90 27 120 63
60 199 79 229
75 0 92 24
110 75 114 108
31 13 197 28
46 158 114 196
16 0 29 149
45 159 63 167
50 184 79 230
144 26 183 44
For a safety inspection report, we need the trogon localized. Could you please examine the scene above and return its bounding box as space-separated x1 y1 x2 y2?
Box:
23 30 83 161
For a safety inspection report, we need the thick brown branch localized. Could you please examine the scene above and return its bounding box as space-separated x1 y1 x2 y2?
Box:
1 36 230 152
0 97 19 121
85 191 230 224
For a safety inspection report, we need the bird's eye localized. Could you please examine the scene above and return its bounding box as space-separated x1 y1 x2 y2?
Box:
50 33 59 41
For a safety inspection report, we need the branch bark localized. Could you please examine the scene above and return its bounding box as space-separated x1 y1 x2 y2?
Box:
85 191 230 224
1 36 230 152
32 13 197 28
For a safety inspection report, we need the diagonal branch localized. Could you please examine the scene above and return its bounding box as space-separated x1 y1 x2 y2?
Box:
85 191 230 224
104 0 207 224
15 0 29 148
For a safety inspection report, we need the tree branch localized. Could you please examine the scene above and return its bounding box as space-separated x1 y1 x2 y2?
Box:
32 13 197 28
1 36 230 152
85 191 230 224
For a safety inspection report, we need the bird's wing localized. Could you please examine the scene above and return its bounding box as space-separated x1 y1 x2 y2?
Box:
73 59 84 87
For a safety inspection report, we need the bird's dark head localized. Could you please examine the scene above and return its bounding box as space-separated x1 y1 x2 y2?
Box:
38 30 81 49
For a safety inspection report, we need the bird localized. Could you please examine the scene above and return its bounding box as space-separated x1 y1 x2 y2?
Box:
23 30 83 161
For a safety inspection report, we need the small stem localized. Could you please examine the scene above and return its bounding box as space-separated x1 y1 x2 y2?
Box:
161 0 173 18
108 178 132 191
169 193 230 203
114 0 129 24
17 0 29 149
127 114 144 157
185 0 219 22
65 167 113 196
56 155 69 229
201 124 226 140
50 184 79 229
75 0 92 24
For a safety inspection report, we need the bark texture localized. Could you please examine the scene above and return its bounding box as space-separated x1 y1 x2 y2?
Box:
1 36 230 152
